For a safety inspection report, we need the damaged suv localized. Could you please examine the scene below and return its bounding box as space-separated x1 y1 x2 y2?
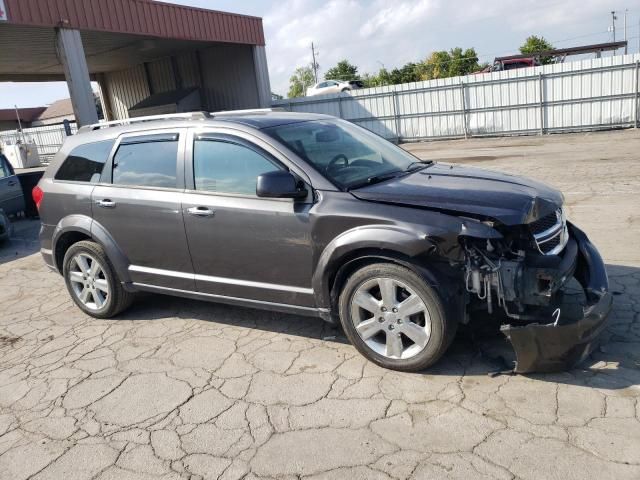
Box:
36 111 611 373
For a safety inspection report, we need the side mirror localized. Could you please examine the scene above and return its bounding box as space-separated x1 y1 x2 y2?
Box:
256 171 307 199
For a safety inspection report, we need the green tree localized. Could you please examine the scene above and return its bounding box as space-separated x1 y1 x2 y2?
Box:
325 60 359 81
388 62 423 84
422 51 450 80
422 48 481 80
288 65 315 98
520 35 554 64
361 68 393 88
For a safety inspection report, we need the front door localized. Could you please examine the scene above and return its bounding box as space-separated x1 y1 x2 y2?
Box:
0 155 25 215
181 132 315 307
91 129 194 291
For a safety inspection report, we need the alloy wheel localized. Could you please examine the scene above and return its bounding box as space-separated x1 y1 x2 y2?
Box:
350 276 431 359
68 253 110 311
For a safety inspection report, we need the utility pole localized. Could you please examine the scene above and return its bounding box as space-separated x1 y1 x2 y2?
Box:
610 11 617 55
623 9 628 54
311 42 319 84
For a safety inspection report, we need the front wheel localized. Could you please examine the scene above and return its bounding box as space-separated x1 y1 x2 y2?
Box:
338 263 456 372
63 240 134 318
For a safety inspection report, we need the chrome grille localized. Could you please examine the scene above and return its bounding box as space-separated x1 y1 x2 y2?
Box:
529 208 568 255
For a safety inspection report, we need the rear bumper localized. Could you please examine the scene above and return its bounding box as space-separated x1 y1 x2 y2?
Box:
501 224 612 373
39 223 56 270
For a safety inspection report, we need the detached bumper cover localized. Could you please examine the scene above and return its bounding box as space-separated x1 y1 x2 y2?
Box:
500 224 612 373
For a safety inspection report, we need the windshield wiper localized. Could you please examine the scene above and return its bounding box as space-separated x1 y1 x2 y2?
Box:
346 170 403 191
404 160 433 172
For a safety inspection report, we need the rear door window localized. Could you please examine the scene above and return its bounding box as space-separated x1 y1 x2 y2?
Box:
112 133 179 189
54 140 114 183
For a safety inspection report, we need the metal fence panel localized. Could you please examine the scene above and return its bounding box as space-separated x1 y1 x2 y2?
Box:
0 122 77 163
274 53 640 141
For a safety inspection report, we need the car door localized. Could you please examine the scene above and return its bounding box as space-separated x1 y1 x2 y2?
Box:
0 154 25 215
181 129 315 307
91 129 195 291
326 81 341 94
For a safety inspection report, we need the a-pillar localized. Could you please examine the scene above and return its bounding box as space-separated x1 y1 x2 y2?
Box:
55 28 99 127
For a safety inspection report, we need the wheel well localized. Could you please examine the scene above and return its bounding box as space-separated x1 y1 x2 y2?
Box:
54 231 92 273
327 250 463 326
328 250 415 313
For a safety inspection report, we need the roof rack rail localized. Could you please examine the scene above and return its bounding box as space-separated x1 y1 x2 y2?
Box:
77 111 211 133
210 107 285 116
77 108 287 134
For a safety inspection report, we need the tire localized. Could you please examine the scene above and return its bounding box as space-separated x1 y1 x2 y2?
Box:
341 87 350 93
62 240 134 318
338 262 456 372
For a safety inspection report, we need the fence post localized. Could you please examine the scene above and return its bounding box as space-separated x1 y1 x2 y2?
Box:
460 82 468 139
392 90 401 143
338 95 344 119
538 73 545 135
62 119 72 136
635 61 639 128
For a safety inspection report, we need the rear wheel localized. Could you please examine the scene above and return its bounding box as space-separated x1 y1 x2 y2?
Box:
63 240 134 318
338 263 455 371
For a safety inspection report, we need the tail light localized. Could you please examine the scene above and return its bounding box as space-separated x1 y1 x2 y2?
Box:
32 185 44 211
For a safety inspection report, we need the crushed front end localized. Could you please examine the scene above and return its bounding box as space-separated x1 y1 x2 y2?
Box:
461 209 612 373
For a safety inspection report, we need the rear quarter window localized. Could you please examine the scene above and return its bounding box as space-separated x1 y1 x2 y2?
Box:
55 140 115 183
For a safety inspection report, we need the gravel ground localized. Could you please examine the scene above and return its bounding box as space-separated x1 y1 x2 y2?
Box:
0 128 639 480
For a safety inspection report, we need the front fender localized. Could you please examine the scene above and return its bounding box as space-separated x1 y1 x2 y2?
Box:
312 224 438 308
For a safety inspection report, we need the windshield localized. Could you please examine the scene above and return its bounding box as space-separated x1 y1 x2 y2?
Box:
264 120 428 189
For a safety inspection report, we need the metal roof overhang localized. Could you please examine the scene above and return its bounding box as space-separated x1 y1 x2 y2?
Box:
0 0 265 82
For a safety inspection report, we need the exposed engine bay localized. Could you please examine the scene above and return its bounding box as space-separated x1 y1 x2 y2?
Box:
458 208 612 373
463 208 571 322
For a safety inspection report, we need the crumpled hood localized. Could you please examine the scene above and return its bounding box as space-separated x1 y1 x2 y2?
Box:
350 163 564 225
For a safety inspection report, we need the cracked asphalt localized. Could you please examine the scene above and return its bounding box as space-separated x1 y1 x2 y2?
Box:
1 129 639 480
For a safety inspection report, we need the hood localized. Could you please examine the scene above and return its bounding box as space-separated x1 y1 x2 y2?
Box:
350 163 563 225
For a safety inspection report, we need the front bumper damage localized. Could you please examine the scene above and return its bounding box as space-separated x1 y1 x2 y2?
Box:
500 224 612 373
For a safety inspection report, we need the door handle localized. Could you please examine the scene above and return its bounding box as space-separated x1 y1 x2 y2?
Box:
186 206 215 217
7 180 17 187
96 199 116 208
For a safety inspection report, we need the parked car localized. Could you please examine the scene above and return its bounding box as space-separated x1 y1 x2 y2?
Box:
35 111 611 373
306 79 364 96
0 153 26 242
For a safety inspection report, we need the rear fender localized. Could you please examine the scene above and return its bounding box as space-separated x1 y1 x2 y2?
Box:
52 215 131 283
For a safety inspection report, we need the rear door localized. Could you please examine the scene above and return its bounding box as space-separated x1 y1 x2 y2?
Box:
0 154 25 215
91 129 194 291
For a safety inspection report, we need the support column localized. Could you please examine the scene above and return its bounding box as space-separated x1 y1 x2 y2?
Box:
55 28 99 127
252 45 272 108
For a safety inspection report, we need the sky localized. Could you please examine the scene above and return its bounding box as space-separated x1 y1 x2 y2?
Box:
1 0 639 107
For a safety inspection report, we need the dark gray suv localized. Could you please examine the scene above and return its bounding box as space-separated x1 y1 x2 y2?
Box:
36 111 611 373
